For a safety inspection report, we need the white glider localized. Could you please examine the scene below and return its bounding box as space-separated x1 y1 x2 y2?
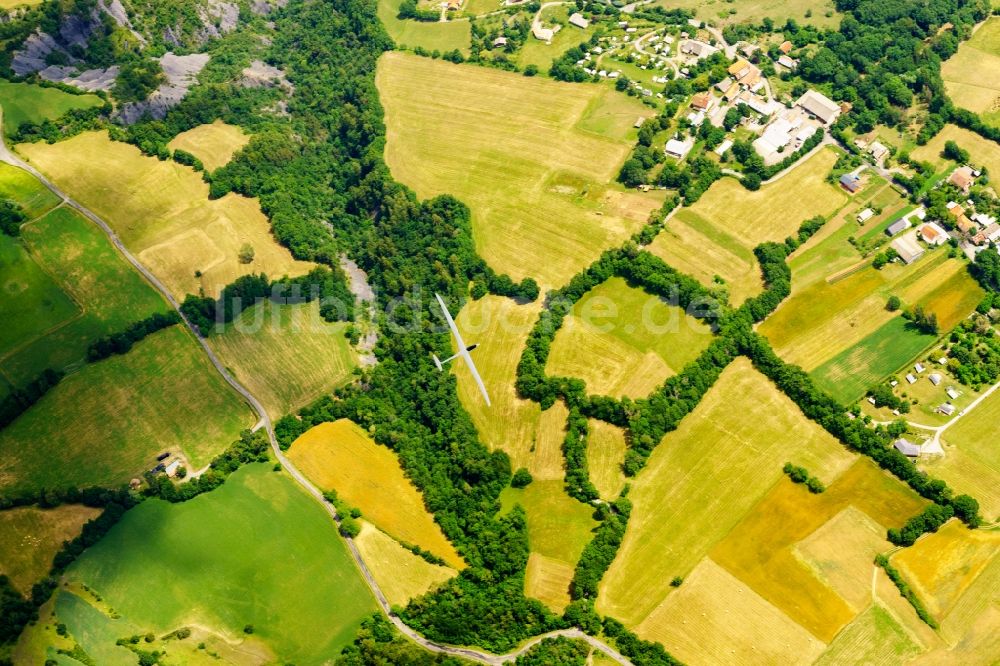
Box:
433 293 491 407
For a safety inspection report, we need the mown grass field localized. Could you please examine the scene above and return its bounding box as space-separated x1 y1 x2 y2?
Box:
354 520 456 607
377 0 471 54
928 390 1000 520
596 357 857 629
167 120 250 171
287 419 464 568
3 206 171 386
0 504 100 594
710 461 926 642
378 51 660 289
17 131 314 299
586 419 626 500
0 326 253 494
814 602 923 665
910 124 1000 176
0 162 61 219
942 18 1000 124
62 464 377 664
0 230 79 360
647 148 847 305
653 0 839 27
0 81 103 135
207 300 357 418
546 277 714 398
636 557 827 665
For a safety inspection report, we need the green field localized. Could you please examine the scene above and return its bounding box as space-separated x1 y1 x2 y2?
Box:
0 326 253 494
378 51 660 289
208 300 357 418
2 207 171 386
0 504 100 594
910 124 1000 177
0 231 80 361
516 6 595 73
546 277 714 398
596 358 857 629
377 0 471 54
653 0 839 27
58 464 377 664
0 162 61 219
942 18 1000 125
0 80 103 136
814 602 923 665
810 317 938 404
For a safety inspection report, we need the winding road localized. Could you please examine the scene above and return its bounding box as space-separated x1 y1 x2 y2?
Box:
0 109 634 665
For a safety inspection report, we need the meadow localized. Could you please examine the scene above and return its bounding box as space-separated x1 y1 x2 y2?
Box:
354 520 456 607
910 124 1000 176
941 18 1000 125
17 131 315 299
0 504 100 593
0 80 103 135
596 358 857 629
0 326 253 493
814 603 923 665
516 6 596 73
653 0 839 27
378 51 661 289
61 464 377 664
207 300 357 418
377 0 471 54
0 162 61 219
585 419 626 500
167 120 250 171
3 206 171 386
926 391 1000 521
286 419 465 568
545 277 714 398
647 147 847 305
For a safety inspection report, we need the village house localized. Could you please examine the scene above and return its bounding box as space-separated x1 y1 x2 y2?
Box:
892 232 925 264
919 222 949 246
949 165 975 193
796 90 841 125
680 40 717 59
714 138 733 156
894 438 921 457
777 55 797 70
715 77 734 93
532 24 554 41
664 138 693 159
947 201 975 234
973 212 996 227
886 217 911 236
938 403 956 416
857 208 875 223
568 12 589 29
839 172 862 193
493 36 508 48
867 141 889 161
779 40 793 54
691 91 713 111
728 59 761 87
985 222 1000 243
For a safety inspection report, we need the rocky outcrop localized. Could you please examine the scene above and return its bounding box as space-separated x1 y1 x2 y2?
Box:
240 59 293 93
115 52 210 124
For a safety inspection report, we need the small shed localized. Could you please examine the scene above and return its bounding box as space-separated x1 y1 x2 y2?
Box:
928 373 942 386
946 387 960 400
857 208 875 223
905 373 917 384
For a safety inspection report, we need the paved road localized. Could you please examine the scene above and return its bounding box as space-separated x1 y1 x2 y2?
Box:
0 110 634 665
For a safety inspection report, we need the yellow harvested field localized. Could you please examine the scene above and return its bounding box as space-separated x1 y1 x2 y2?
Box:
0 505 100 594
207 300 357 418
528 404 571 481
287 420 464 568
635 557 826 666
711 460 927 642
794 507 892 612
378 51 661 289
942 18 1000 115
353 521 456 607
546 277 714 398
596 358 857 628
524 552 575 613
815 602 923 666
911 124 1000 176
646 209 762 305
586 419 626 500
17 131 314 299
167 120 250 171
891 519 1000 624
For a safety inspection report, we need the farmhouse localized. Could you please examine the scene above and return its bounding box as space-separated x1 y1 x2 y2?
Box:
715 77 734 93
919 222 949 246
728 59 761 87
796 90 841 125
740 92 777 116
986 223 1000 243
568 12 589 29
938 403 956 416
894 438 921 457
839 172 862 193
664 138 693 159
691 91 713 111
867 141 889 161
857 208 875 223
892 232 925 264
948 166 975 193
777 55 797 70
680 40 716 59
973 212 996 227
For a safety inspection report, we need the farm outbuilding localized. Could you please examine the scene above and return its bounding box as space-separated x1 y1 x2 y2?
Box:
839 173 862 193
891 233 925 264
894 438 921 457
